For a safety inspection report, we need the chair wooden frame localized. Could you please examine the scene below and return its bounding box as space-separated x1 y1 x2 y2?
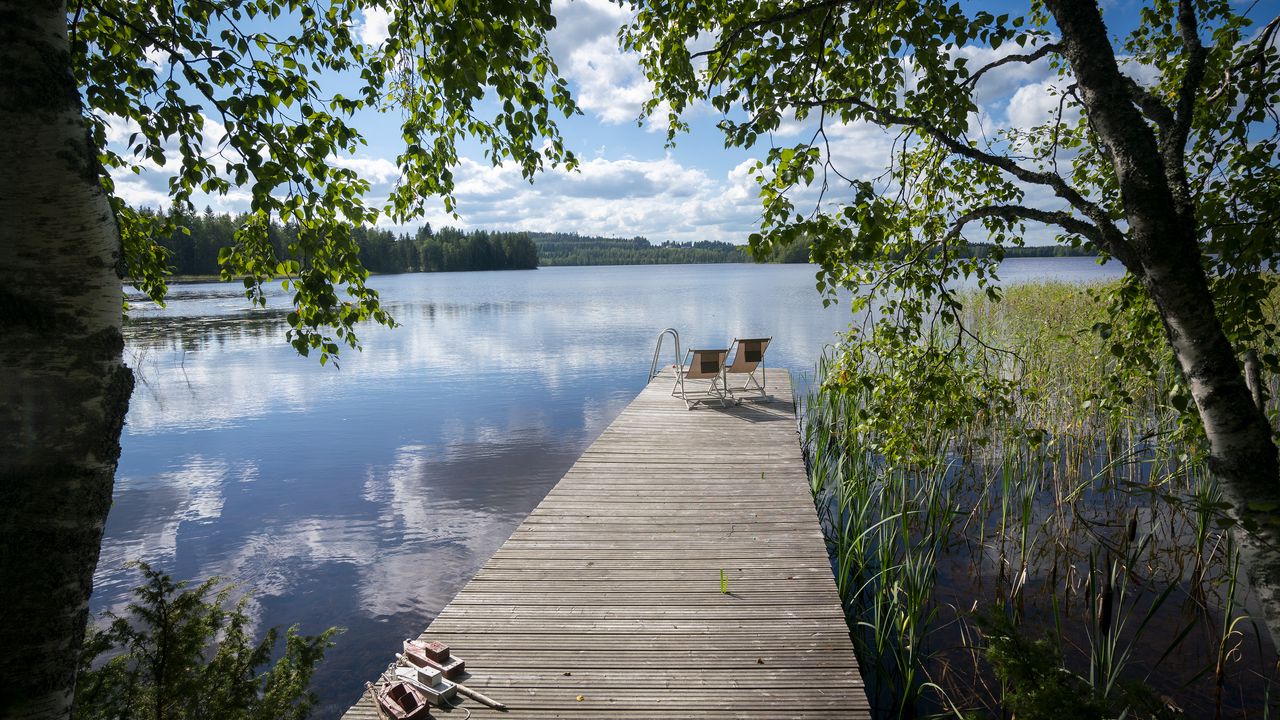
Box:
672 348 731 409
725 337 771 399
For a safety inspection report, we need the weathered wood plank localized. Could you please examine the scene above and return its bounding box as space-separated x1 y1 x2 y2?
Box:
340 368 866 719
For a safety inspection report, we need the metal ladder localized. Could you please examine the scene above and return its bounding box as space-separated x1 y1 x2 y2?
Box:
647 328 681 381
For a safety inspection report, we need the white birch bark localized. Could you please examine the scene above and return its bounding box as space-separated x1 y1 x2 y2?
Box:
0 1 134 717
1048 0 1280 647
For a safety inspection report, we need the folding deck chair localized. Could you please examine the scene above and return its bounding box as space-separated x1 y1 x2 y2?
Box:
673 348 731 409
725 337 771 399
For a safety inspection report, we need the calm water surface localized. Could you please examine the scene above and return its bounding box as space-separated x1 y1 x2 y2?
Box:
98 258 1121 717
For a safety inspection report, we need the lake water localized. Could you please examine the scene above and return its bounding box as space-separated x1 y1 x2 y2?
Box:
98 258 1122 717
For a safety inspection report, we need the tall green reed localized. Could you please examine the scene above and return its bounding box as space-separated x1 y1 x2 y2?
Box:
802 281 1278 718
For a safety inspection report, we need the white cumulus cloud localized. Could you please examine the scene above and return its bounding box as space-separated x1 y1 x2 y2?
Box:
113 178 171 208
329 155 401 184
358 7 391 46
562 35 652 125
440 153 762 243
549 0 676 130
1006 79 1076 129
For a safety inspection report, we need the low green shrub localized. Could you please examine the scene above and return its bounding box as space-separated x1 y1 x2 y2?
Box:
76 563 340 720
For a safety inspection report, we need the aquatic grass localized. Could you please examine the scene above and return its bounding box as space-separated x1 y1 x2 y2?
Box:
802 280 1280 718
805 381 955 716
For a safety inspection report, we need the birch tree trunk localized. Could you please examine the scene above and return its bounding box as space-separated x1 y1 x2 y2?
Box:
1049 0 1280 645
0 1 134 717
1139 240 1280 644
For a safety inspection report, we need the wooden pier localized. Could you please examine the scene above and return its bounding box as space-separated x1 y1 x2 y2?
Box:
343 368 868 718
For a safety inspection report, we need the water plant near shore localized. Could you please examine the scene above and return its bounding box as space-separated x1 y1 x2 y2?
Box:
803 281 1279 718
76 563 340 720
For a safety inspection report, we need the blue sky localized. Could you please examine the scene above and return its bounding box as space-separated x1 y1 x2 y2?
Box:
107 0 1276 245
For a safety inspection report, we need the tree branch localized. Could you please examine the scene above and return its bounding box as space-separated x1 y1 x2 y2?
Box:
692 0 860 63
946 203 1107 250
1208 14 1280 101
1174 0 1208 142
966 43 1060 87
1165 0 1208 221
1045 0 1175 272
1121 74 1174 130
792 93 1122 240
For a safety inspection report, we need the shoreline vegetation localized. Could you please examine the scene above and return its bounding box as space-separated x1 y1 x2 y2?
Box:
530 231 748 265
803 280 1278 717
132 207 1100 281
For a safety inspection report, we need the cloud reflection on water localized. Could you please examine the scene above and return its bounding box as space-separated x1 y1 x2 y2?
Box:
95 455 234 610
100 260 1119 718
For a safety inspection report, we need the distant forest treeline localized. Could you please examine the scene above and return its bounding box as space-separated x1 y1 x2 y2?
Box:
150 209 537 275
529 232 749 265
764 240 1097 263
966 242 1098 258
143 208 1096 277
358 225 537 273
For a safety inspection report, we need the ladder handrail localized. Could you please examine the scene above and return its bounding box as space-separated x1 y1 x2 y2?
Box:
648 328 681 381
